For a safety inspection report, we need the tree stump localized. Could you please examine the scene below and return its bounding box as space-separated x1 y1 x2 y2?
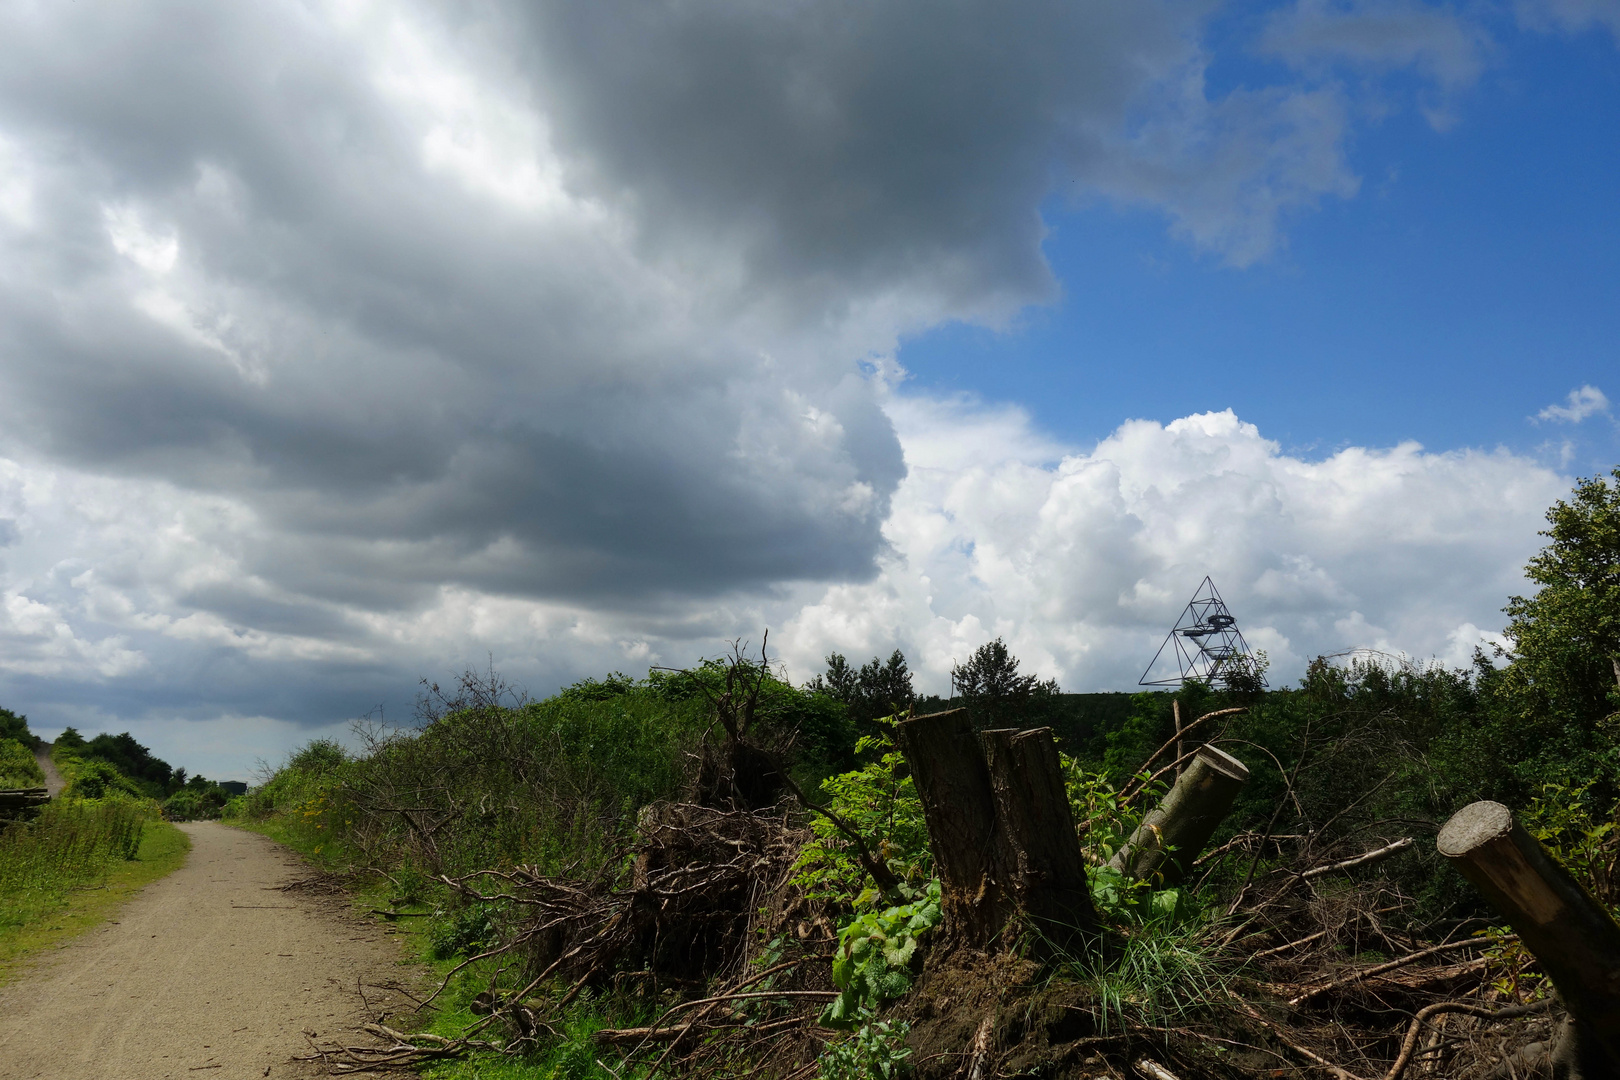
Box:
981 727 1100 956
898 710 1099 957
1108 745 1250 887
1438 801 1620 1070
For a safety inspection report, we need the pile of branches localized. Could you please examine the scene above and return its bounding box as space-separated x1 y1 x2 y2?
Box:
307 799 841 1075
1216 841 1560 1080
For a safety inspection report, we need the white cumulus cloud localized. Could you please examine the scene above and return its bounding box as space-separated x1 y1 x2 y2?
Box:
1536 385 1611 423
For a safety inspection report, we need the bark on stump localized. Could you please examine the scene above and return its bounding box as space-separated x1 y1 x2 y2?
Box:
1438 801 1620 1074
897 710 1100 958
1108 745 1250 887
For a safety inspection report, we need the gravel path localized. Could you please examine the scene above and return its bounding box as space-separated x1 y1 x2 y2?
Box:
32 746 64 797
0 823 420 1080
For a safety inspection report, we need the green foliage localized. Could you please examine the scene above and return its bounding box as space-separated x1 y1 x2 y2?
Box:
1068 916 1234 1033
817 1010 913 1080
162 783 229 821
1474 778 1620 1004
1519 779 1618 909
238 657 857 884
0 796 154 936
53 726 86 752
821 881 942 1029
1495 468 1620 785
63 759 143 800
79 731 173 793
793 728 931 909
811 651 916 738
1059 754 1189 922
0 738 45 788
950 638 1060 730
0 707 33 747
288 738 350 775
430 903 499 960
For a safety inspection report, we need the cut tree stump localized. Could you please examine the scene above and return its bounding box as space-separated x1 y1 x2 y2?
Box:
1108 745 1250 887
1437 800 1620 1070
981 727 1100 956
898 710 1099 957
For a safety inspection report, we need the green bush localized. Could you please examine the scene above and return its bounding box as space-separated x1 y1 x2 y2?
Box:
821 881 942 1029
0 738 45 789
0 708 37 749
163 785 228 821
793 726 931 911
62 759 143 800
817 1011 914 1080
429 903 499 960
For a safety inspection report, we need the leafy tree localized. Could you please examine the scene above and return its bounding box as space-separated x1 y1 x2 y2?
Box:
812 654 858 703
55 726 87 751
1500 467 1620 736
0 737 45 787
950 638 1059 729
811 651 914 722
83 732 173 790
810 651 916 755
0 706 32 746
853 651 915 723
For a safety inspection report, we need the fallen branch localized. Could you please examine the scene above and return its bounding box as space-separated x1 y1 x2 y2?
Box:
1252 927 1333 960
1123 709 1247 801
1288 937 1493 1008
1229 995 1368 1080
1135 1059 1181 1080
1382 999 1556 1080
1300 838 1415 880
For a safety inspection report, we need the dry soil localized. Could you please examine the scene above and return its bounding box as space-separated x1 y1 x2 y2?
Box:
0 822 419 1080
31 748 63 798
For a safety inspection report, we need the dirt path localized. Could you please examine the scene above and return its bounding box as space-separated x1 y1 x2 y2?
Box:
0 823 421 1080
33 745 64 797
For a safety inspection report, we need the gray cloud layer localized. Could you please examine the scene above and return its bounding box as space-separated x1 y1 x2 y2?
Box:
0 0 1606 776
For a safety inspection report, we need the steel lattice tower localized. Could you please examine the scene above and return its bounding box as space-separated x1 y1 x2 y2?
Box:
1139 577 1266 690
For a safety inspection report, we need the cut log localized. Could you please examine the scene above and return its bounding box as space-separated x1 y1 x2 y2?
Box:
898 712 1099 957
1108 745 1250 887
980 727 1100 954
1437 801 1620 1066
0 787 50 819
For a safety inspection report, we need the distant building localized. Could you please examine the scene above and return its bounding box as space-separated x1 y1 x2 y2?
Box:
218 780 248 797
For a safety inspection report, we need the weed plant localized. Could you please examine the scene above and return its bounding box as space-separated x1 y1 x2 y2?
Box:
0 796 154 935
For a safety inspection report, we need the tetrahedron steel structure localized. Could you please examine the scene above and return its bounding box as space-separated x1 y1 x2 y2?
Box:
1139 577 1265 689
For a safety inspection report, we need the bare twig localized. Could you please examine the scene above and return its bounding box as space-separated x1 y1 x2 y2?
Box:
1288 938 1494 1007
1228 994 1368 1080
1382 999 1556 1080
1299 837 1415 880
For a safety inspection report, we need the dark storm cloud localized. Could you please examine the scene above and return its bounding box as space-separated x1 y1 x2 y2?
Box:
0 0 927 609
500 0 1182 311
0 0 1423 770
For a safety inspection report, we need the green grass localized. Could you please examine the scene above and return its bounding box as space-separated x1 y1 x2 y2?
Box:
0 818 190 984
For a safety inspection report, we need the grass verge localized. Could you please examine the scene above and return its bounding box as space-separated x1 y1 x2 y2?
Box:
226 816 637 1080
0 819 191 985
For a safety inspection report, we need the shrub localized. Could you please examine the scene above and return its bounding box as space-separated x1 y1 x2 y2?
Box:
63 759 143 800
0 737 45 789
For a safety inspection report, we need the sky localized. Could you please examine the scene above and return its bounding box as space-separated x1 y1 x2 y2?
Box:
0 0 1615 781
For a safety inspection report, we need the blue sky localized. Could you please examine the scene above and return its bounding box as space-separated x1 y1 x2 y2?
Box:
0 0 1614 779
901 15 1620 465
